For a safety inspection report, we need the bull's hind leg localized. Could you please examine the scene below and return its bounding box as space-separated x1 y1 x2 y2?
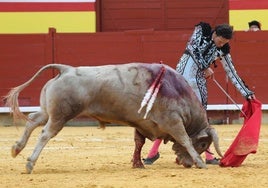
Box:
11 111 48 158
25 118 66 174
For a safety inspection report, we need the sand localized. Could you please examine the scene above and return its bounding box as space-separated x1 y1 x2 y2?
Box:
0 124 267 188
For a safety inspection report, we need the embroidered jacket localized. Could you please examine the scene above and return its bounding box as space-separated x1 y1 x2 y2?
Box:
185 22 254 98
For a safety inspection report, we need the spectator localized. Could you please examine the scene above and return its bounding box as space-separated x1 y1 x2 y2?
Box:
248 20 261 31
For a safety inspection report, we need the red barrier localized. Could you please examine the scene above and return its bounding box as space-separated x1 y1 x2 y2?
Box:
0 30 267 106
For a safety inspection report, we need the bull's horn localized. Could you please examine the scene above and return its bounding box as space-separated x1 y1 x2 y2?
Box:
209 128 223 157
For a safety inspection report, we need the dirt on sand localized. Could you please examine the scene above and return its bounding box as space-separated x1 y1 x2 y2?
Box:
0 124 268 188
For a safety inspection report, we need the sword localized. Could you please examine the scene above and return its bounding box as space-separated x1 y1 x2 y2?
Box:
212 77 247 118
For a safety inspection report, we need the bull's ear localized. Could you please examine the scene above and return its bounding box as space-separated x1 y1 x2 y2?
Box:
197 129 209 139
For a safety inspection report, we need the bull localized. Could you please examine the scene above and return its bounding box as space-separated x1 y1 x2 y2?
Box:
4 63 222 174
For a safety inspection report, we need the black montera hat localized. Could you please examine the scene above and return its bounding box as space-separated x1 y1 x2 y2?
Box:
248 20 261 29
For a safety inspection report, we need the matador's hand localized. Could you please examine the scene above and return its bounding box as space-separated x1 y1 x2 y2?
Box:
204 67 214 79
247 94 256 100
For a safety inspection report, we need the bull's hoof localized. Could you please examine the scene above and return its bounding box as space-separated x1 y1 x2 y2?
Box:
132 161 145 169
11 145 20 158
195 162 207 169
193 156 207 169
183 163 193 168
25 161 34 174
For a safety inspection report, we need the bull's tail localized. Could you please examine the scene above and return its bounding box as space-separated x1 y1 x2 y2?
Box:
3 64 72 121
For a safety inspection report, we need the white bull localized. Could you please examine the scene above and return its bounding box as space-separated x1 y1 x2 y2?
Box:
4 63 222 173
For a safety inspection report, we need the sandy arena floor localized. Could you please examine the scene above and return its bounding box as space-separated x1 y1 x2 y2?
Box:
0 124 268 188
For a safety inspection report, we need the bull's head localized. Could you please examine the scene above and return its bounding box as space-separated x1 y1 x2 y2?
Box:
172 127 222 168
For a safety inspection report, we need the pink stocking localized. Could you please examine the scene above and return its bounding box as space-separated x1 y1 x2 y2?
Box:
147 139 162 158
205 147 214 160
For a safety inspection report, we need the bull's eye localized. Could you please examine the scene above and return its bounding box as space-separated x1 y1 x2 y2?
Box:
201 142 207 149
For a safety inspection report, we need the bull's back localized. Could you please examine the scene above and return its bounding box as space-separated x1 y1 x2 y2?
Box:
43 63 205 127
41 63 151 119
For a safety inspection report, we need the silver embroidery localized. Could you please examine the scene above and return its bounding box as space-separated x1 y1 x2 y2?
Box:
176 24 253 109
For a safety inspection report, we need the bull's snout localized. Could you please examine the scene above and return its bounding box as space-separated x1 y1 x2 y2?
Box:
176 158 193 168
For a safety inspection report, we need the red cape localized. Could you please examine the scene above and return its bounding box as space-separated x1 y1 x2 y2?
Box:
219 99 262 167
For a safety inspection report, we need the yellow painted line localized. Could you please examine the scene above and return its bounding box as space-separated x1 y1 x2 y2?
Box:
229 10 268 31
0 12 96 33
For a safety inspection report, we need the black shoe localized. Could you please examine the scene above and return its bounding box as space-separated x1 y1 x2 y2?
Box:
143 152 160 165
206 158 220 165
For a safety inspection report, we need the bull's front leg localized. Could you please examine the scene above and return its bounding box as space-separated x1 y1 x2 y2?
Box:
132 129 145 168
169 124 206 169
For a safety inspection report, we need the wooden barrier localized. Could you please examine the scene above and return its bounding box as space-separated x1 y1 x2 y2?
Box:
0 29 267 107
